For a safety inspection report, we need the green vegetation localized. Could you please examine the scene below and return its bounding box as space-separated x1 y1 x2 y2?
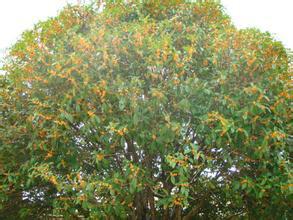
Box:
0 0 292 219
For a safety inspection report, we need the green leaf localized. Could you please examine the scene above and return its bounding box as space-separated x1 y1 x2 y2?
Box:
177 98 190 111
130 178 137 194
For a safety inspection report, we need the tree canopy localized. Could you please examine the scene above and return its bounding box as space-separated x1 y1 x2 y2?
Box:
0 0 292 219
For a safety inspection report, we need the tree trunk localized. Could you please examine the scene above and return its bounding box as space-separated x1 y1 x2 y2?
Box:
148 190 156 220
173 205 182 220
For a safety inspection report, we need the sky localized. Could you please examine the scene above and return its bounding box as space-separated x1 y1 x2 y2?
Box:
0 0 292 63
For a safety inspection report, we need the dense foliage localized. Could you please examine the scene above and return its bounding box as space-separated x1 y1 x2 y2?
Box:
0 0 292 219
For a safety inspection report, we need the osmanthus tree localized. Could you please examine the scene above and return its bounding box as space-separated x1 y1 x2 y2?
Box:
0 0 292 219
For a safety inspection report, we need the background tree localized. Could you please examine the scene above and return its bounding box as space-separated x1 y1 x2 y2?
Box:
0 0 292 219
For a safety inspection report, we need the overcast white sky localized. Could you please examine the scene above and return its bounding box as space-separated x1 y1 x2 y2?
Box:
0 0 292 62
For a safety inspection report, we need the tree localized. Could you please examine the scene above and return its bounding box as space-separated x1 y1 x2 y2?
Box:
0 0 291 219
